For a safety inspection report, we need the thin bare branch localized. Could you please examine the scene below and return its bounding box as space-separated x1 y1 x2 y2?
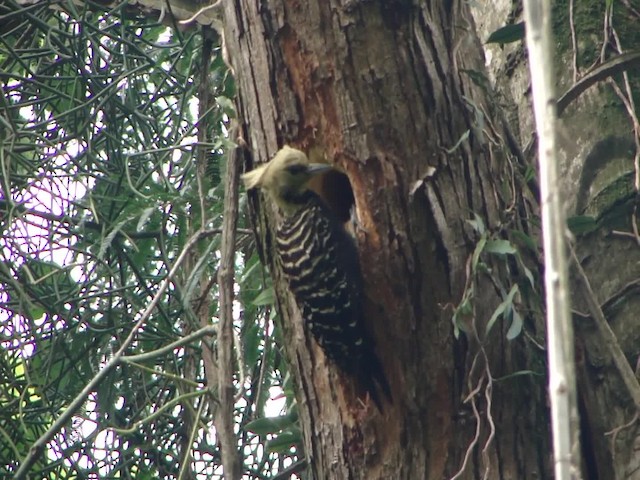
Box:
523 1 580 478
570 248 640 410
557 51 640 116
111 390 208 435
178 392 208 480
216 138 243 478
121 325 218 363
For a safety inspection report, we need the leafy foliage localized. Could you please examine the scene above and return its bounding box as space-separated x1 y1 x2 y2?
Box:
452 214 537 341
0 1 297 478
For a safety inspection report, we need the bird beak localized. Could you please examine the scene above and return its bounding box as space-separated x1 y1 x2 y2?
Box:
306 163 333 176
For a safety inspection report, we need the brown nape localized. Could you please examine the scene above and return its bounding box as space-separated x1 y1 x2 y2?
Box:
307 169 355 223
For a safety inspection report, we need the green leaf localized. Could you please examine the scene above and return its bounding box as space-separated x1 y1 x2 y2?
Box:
136 207 157 232
486 284 519 335
486 299 507 336
524 165 536 183
486 22 525 45
506 309 523 340
460 69 490 90
522 264 535 289
567 215 597 235
26 306 46 321
252 286 275 306
240 253 262 282
466 213 486 235
265 429 302 453
485 239 517 255
216 96 236 116
471 234 487 272
510 229 538 253
245 413 296 435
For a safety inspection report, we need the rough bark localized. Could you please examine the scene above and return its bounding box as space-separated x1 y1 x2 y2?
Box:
222 1 550 478
473 1 640 478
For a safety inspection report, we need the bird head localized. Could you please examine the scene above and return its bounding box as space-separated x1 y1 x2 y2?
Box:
242 146 332 212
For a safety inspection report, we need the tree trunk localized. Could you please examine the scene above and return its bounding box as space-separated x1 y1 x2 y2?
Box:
473 1 640 478
222 1 551 478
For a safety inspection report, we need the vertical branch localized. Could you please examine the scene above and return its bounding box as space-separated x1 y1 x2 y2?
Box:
195 27 241 478
523 1 581 479
178 32 215 464
570 249 640 409
182 32 215 479
196 35 213 228
216 140 242 478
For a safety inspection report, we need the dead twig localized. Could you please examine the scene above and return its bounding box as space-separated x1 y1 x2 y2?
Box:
216 137 243 479
557 51 640 116
570 248 640 410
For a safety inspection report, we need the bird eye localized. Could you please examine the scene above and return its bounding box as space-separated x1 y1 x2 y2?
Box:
286 164 307 175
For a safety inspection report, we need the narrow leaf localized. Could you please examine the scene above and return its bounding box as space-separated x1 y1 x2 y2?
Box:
485 239 517 255
486 22 525 45
265 430 301 453
472 234 487 272
566 215 597 235
252 286 275 306
486 284 519 335
245 414 295 435
506 309 523 340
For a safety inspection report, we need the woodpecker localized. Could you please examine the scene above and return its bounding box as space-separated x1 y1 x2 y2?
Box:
242 146 392 410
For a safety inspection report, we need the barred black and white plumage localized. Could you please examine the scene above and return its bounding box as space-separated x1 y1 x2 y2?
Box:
242 146 392 410
277 191 361 366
